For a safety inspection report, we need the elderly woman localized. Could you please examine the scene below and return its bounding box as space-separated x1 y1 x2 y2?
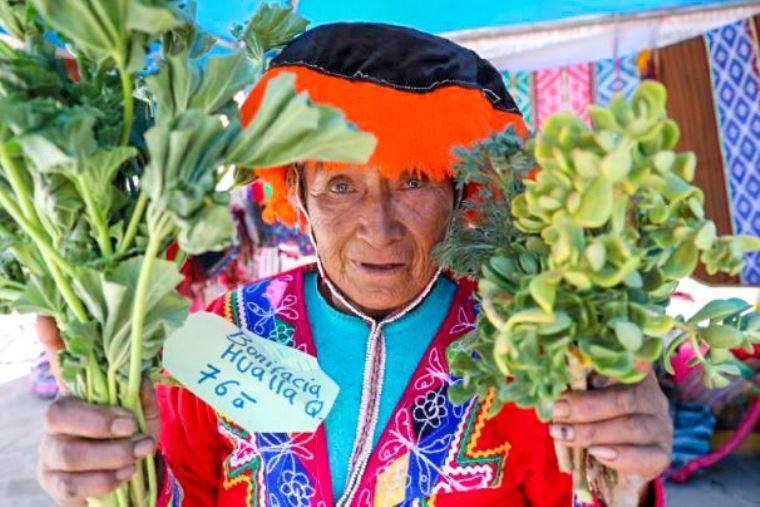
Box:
37 23 671 507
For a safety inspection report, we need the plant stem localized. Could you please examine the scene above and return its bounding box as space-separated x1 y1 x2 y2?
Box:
48 255 88 322
0 141 36 221
78 177 114 258
0 187 89 322
134 400 158 507
566 351 593 504
0 186 76 278
124 210 172 410
117 191 148 256
107 368 118 406
0 287 22 300
117 65 134 147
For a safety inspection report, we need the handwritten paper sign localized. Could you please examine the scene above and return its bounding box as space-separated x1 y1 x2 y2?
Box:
163 312 339 433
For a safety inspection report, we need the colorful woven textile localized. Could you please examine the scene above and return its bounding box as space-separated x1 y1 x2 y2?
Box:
502 70 535 131
594 54 641 106
535 63 593 128
705 19 760 284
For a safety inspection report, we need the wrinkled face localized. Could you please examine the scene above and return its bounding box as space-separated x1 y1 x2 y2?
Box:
298 165 455 315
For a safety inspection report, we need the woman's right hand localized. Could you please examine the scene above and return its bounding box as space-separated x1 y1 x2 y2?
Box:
35 317 161 506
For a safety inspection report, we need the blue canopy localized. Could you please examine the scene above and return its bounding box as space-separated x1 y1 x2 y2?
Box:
197 0 729 37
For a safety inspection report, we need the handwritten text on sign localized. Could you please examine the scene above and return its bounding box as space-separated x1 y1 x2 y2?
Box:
163 312 339 433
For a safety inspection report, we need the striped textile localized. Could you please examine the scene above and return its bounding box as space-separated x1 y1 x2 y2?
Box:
502 70 535 131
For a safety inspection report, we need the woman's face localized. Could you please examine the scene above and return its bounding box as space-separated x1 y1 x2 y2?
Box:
300 165 454 315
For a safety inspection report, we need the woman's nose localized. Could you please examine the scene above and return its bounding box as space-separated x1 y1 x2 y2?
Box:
356 191 404 248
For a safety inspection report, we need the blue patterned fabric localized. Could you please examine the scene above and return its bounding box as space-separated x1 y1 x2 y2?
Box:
706 19 760 283
594 54 641 106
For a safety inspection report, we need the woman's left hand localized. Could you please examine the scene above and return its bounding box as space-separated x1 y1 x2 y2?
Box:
549 368 672 484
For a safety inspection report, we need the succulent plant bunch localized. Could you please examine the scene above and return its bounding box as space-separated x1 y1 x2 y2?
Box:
436 81 760 506
0 2 374 506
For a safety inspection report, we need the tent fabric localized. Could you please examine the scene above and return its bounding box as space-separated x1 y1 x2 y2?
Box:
449 2 760 72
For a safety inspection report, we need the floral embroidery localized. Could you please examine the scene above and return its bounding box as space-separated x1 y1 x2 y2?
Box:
269 319 295 346
279 470 316 507
412 388 449 439
242 275 300 338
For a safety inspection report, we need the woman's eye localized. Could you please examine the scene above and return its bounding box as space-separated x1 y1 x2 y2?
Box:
330 181 353 194
405 177 423 189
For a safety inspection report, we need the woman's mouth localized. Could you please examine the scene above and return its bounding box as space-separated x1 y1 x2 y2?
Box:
353 261 407 274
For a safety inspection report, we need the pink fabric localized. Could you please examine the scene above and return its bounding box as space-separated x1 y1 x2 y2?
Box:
535 63 593 128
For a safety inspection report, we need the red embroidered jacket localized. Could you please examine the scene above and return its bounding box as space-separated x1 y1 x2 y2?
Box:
156 266 665 506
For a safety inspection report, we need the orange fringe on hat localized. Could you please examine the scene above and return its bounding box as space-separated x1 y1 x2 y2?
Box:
240 65 528 226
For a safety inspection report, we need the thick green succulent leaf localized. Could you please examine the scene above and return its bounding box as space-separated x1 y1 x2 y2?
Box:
698 324 744 349
686 298 751 325
613 320 643 351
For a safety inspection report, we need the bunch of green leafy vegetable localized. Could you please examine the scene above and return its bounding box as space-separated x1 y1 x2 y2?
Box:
436 81 760 506
0 2 375 506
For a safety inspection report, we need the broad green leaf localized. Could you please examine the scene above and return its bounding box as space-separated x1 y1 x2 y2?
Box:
32 172 82 233
148 50 254 122
13 274 62 316
686 298 751 325
31 0 119 58
0 57 62 97
147 53 203 122
176 203 235 254
126 0 181 34
227 73 376 168
232 3 309 62
188 51 254 115
0 0 30 40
